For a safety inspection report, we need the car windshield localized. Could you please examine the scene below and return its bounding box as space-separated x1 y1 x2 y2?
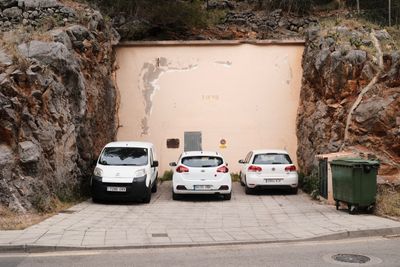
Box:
252 153 292 165
99 147 148 166
182 156 223 167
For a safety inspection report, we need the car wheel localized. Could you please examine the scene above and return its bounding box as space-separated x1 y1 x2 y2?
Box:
290 187 298 195
245 184 253 195
143 186 152 203
223 192 232 200
239 172 245 186
172 191 180 201
151 178 158 193
92 196 100 203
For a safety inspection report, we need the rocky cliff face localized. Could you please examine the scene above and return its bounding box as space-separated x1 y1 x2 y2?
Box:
297 23 400 183
0 0 119 212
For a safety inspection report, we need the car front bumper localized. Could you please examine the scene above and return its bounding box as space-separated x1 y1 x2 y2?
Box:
91 175 148 201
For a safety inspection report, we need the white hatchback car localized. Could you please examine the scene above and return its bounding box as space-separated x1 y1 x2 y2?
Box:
170 151 232 200
239 149 298 194
91 141 159 203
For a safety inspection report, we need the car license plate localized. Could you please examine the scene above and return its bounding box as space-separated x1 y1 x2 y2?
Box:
107 186 126 192
265 179 283 183
194 185 212 190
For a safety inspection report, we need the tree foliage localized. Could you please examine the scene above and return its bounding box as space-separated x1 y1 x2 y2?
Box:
86 0 207 29
349 0 400 26
256 0 327 15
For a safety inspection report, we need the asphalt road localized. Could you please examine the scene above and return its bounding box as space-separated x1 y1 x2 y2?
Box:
1 236 400 267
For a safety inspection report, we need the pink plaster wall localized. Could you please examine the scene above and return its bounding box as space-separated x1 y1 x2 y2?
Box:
115 44 304 174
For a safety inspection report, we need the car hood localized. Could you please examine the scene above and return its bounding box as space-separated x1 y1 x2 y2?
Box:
96 165 146 183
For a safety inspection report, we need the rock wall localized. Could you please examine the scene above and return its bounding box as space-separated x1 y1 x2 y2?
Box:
297 25 400 183
0 0 119 212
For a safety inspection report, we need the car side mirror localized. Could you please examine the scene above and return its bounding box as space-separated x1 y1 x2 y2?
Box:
238 159 245 164
152 161 159 168
169 162 177 167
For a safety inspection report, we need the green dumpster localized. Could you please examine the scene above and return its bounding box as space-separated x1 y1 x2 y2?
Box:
331 158 380 214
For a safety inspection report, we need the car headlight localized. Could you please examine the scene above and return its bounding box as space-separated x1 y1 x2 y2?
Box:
134 169 146 178
94 167 103 177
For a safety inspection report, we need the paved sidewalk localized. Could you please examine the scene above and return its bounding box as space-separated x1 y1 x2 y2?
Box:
1 182 400 252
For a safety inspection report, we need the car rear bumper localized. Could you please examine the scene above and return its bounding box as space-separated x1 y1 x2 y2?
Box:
246 174 298 189
173 188 231 195
173 175 231 194
91 175 148 201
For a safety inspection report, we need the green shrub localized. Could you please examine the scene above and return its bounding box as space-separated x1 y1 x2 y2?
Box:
160 170 173 181
230 172 241 182
299 168 320 199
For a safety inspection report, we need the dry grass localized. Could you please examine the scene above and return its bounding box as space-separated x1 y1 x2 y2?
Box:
0 206 53 230
375 184 400 219
0 198 82 230
386 26 400 50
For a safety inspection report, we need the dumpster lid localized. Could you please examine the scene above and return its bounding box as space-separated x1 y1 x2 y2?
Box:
331 158 380 166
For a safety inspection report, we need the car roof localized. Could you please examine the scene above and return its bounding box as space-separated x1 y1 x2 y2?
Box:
251 149 290 155
181 151 223 157
104 141 154 149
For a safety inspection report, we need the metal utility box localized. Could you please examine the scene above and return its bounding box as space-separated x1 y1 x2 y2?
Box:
316 152 357 205
331 159 379 214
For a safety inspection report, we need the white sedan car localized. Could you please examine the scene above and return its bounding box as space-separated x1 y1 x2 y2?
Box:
239 149 298 194
170 151 232 200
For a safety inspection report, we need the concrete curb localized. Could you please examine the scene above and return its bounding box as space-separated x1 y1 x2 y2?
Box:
1 226 400 254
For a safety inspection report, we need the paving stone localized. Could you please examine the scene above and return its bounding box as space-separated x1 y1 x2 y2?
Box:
0 182 400 248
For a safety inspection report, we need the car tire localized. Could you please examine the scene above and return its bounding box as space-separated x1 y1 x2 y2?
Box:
290 187 298 195
172 191 180 201
151 178 158 193
240 178 245 186
92 196 100 203
245 184 253 195
143 186 152 203
223 192 232 200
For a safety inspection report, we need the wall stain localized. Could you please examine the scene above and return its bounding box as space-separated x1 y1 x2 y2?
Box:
273 54 292 86
139 57 198 135
214 60 232 68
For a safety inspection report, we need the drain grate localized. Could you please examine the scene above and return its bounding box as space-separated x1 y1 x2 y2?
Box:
332 254 371 264
58 210 76 214
152 233 168 238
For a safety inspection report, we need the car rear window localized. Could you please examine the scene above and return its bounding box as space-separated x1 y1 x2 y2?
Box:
99 147 148 166
252 153 292 165
182 156 223 167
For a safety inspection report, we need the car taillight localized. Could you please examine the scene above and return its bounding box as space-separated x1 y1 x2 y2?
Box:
176 165 189 173
217 166 229 173
285 165 296 172
248 165 262 172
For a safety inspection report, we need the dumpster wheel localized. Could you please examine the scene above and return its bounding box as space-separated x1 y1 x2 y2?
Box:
348 204 358 215
366 205 375 214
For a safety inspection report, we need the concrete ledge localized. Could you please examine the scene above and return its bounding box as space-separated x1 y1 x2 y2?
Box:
1 226 399 254
117 39 305 47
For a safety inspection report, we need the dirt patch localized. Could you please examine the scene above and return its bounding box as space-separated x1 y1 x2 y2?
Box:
0 199 83 230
